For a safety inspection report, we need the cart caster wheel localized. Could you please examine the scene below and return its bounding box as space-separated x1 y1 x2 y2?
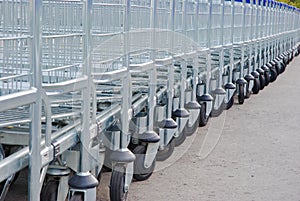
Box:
286 57 290 65
264 70 270 86
244 74 254 99
270 68 278 82
199 102 209 127
174 128 187 147
70 193 83 201
279 55 287 66
289 53 293 62
156 138 175 161
133 145 155 181
282 55 289 65
279 61 286 74
210 106 223 117
224 95 234 110
245 81 252 99
245 88 251 99
261 66 270 87
259 74 265 90
110 165 128 201
237 84 245 104
275 63 281 75
210 101 224 117
256 68 265 90
183 115 200 136
252 77 260 94
40 180 58 201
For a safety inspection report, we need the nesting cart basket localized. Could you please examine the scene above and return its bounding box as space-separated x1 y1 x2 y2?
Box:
0 0 299 200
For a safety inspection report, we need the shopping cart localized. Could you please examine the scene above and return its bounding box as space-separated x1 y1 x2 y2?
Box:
0 1 41 199
0 0 300 201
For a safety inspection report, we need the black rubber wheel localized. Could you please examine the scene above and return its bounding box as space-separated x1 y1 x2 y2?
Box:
286 55 290 64
174 124 187 147
238 84 245 104
40 180 58 201
252 78 260 94
289 53 293 62
224 96 234 110
259 75 265 90
275 63 281 75
245 89 251 99
264 71 270 86
283 55 289 65
70 193 83 201
183 114 200 136
279 61 286 74
270 68 278 82
110 165 128 201
133 145 155 181
245 83 251 99
199 102 209 127
210 100 224 117
156 138 175 161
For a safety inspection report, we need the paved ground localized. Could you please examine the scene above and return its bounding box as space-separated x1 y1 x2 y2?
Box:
5 56 300 201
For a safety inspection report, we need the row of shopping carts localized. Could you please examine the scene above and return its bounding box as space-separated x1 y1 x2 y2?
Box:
0 0 299 200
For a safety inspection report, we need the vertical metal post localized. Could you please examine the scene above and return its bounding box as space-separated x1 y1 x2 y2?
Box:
274 2 278 58
262 0 270 66
288 6 291 50
269 1 273 60
259 0 263 68
292 7 294 48
282 4 284 53
285 5 288 50
278 3 280 55
279 4 285 54
195 0 200 44
29 0 42 200
219 0 225 88
207 0 212 49
254 0 259 70
291 7 293 49
167 0 175 119
192 0 200 101
80 0 92 172
206 0 213 93
68 0 98 197
229 0 235 82
283 5 286 52
273 1 276 60
180 0 188 109
120 0 131 150
240 0 246 78
249 0 254 73
278 3 280 53
179 58 187 109
148 0 157 131
264 0 269 65
273 2 279 59
278 3 282 55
